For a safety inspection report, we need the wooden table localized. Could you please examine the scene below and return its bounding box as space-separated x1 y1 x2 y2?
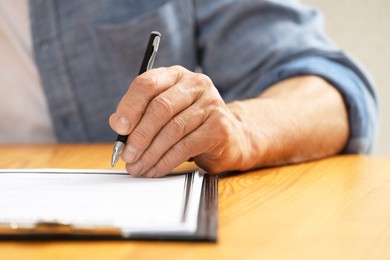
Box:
0 144 389 260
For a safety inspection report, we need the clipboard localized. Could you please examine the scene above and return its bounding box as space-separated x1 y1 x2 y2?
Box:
0 169 218 242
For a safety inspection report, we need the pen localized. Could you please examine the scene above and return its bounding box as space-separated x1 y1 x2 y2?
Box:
111 31 161 167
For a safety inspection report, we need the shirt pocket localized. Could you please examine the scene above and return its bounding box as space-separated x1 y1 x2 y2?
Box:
94 0 196 92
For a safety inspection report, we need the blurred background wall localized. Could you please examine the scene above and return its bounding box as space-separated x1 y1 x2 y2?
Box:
302 0 390 156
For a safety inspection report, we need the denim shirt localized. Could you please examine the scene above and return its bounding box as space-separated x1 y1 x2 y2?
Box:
28 0 379 153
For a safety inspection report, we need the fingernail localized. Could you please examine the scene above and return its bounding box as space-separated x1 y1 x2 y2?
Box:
127 161 143 175
122 144 138 163
116 117 131 134
144 167 157 178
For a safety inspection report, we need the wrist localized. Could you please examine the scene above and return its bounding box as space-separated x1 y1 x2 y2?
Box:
226 100 268 171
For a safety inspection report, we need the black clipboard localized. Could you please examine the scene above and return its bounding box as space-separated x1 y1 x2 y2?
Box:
0 171 217 242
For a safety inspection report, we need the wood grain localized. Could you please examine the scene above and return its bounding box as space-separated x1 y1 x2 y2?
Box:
1 144 390 260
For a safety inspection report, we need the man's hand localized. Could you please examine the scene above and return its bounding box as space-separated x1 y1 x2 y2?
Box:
110 66 350 178
109 66 248 177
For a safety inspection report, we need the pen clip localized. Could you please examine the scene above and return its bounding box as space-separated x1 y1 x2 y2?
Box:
138 31 161 75
146 33 161 71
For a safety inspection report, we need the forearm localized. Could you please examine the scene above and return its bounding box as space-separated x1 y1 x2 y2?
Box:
227 75 349 170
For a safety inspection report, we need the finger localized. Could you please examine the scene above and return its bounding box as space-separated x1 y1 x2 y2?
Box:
142 123 216 178
110 66 185 135
121 76 204 164
124 99 207 175
126 73 225 177
151 101 239 177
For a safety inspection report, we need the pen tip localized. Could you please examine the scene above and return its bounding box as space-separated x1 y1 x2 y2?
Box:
111 138 126 168
111 144 123 168
111 153 118 168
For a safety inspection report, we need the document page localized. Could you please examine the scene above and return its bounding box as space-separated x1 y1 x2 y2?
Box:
0 169 204 235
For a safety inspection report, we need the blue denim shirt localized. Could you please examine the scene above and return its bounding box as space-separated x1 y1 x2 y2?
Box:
29 0 379 153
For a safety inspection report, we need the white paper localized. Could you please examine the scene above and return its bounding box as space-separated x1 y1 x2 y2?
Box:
0 169 204 235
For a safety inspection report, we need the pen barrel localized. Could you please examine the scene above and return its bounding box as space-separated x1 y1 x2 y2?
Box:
111 31 161 165
138 31 161 74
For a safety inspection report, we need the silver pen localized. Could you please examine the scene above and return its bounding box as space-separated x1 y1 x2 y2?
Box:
111 31 161 167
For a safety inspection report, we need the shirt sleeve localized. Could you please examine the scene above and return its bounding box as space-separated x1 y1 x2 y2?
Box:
260 56 379 154
195 0 379 154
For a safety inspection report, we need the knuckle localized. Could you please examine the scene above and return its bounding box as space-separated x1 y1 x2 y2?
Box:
219 118 233 139
193 73 212 87
207 96 224 108
131 127 150 145
169 65 185 81
170 65 185 72
150 95 174 117
167 116 187 138
210 109 233 138
133 73 158 94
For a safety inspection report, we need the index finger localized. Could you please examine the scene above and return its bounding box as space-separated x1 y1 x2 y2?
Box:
110 66 185 135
